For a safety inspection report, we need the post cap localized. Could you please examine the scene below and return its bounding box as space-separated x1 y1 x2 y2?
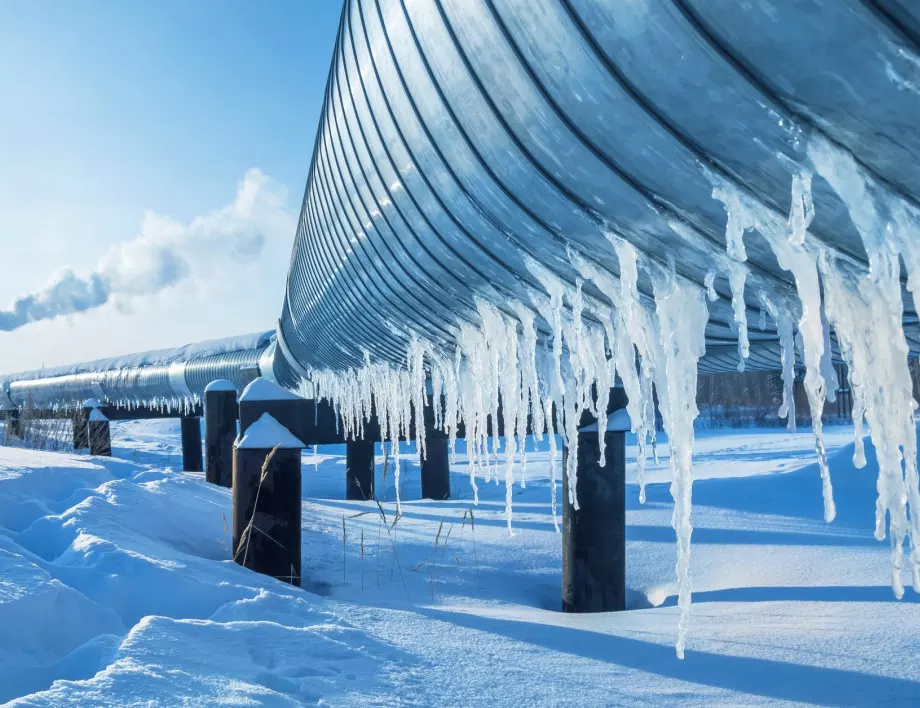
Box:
204 379 237 393
578 407 632 433
237 412 305 449
88 408 109 422
239 377 302 403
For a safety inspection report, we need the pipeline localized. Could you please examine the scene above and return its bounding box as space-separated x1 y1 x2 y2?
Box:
0 331 279 413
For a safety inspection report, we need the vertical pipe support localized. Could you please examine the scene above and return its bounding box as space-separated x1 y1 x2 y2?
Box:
419 399 450 500
87 406 112 457
561 389 629 613
181 416 203 472
238 377 309 443
72 407 89 449
346 440 375 500
8 409 22 439
205 380 238 487
421 430 450 500
232 413 304 586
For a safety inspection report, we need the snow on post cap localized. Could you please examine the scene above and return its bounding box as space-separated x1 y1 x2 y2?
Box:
239 377 301 402
237 413 305 449
204 379 237 393
578 407 632 433
88 408 109 422
83 398 102 409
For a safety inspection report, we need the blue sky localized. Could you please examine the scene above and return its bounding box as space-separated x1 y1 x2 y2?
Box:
0 1 342 371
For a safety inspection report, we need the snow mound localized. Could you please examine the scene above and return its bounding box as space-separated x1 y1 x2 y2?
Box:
238 413 305 449
0 448 399 705
3 421 920 705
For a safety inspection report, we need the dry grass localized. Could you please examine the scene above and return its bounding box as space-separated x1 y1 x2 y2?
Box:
1 404 75 452
233 444 298 585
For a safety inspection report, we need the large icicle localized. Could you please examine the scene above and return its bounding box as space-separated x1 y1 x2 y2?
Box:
609 237 660 504
652 267 710 659
528 258 618 513
710 175 836 522
808 135 920 594
760 294 797 431
820 252 917 596
787 169 815 247
727 261 750 371
712 185 753 262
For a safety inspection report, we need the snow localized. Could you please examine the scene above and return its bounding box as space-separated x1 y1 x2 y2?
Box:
2 420 919 705
82 399 102 409
203 379 237 393
237 413 305 450
87 409 108 423
239 376 301 402
3 136 920 669
579 407 631 432
305 148 920 654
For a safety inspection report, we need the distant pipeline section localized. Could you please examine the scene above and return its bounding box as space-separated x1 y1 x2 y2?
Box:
0 330 302 413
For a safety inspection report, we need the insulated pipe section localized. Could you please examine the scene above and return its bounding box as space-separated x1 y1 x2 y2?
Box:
278 0 920 378
1 331 274 411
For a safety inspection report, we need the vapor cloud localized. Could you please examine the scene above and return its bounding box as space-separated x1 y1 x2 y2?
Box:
0 169 296 332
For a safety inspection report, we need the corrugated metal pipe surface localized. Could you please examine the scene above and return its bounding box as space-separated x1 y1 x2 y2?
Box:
277 0 920 375
1 332 276 411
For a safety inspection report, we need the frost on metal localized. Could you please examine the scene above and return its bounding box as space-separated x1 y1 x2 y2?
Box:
305 136 920 657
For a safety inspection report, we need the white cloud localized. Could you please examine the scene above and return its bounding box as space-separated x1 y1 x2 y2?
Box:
0 169 298 371
0 168 294 331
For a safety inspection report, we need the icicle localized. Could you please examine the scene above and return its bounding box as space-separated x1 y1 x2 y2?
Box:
651 266 710 659
809 134 920 593
544 390 560 532
609 237 659 504
819 305 839 403
712 185 753 262
511 302 543 486
727 261 750 371
788 169 815 247
709 175 835 522
820 251 915 596
408 337 428 462
703 269 718 302
761 294 798 432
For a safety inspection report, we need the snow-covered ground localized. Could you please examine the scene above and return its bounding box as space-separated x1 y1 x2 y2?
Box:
1 419 919 706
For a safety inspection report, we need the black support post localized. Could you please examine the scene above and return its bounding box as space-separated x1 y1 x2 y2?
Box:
421 431 450 500
346 440 375 500
88 409 112 457
561 390 628 613
8 409 22 438
238 378 310 442
181 416 203 472
205 380 238 487
72 408 89 449
232 413 303 586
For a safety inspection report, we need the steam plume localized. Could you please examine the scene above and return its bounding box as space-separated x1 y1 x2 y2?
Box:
0 169 294 332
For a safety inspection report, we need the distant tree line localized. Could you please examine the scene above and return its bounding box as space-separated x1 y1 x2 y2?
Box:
694 360 920 429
